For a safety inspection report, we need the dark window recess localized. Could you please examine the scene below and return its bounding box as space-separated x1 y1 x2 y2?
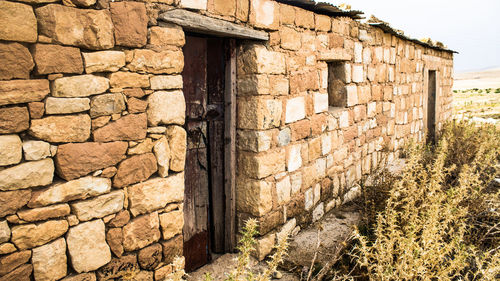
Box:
427 70 437 142
328 62 348 107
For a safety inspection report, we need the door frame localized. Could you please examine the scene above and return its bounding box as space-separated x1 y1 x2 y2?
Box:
223 39 237 252
424 68 438 141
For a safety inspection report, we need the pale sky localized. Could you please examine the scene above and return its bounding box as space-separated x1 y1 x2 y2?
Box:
325 0 500 73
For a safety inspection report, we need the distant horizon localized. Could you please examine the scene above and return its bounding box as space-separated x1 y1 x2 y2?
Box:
324 0 500 73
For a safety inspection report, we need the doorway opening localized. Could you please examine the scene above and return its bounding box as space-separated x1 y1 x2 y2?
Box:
182 35 236 272
427 70 437 142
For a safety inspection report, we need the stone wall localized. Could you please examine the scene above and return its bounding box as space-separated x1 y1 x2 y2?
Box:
0 0 453 279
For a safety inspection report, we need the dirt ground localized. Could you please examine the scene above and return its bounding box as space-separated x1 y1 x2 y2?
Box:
453 68 500 125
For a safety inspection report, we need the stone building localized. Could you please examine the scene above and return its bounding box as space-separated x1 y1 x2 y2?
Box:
0 0 454 279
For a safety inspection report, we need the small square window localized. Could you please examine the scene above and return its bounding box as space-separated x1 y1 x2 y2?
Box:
328 62 349 107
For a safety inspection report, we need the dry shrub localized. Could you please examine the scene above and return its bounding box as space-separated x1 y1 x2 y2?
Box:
353 121 500 280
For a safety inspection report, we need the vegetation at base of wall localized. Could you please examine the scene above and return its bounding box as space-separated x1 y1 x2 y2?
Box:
343 121 500 280
203 219 289 281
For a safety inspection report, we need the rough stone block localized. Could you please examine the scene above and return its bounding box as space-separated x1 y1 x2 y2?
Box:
238 44 285 75
237 130 274 152
286 144 302 172
0 79 50 106
249 0 279 30
0 264 32 281
315 14 331 32
150 75 183 90
0 107 29 134
352 65 364 83
148 24 185 48
93 113 147 142
346 85 358 107
314 92 328 113
32 238 67 281
54 142 127 181
236 177 272 216
36 4 114 50
295 7 314 29
51 75 109 98
180 0 207 10
31 43 83 75
0 1 37 43
0 42 34 80
0 135 22 167
138 243 162 270
29 176 111 208
280 26 301 51
17 204 70 222
147 91 185 126
23 141 51 161
127 97 148 114
0 221 10 244
159 210 183 240
237 97 282 130
110 2 148 47
238 149 285 179
113 153 158 188
0 189 31 218
29 114 91 143
83 51 126 73
153 137 170 177
71 191 124 222
109 72 150 89
11 219 68 250
0 250 31 276
128 173 184 216
0 159 54 192
45 97 90 115
123 212 161 251
276 176 291 204
67 219 111 273
285 97 306 124
127 49 184 74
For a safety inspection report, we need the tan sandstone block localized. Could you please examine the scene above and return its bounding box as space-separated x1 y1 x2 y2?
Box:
149 25 185 48
0 221 9 244
93 113 147 142
106 227 123 257
31 43 83 75
54 142 127 180
0 135 22 167
138 243 162 270
165 126 187 172
238 44 285 75
67 219 111 273
45 97 90 115
29 114 91 143
153 137 170 177
236 177 272 216
128 174 184 216
109 72 150 89
238 148 285 179
295 7 314 29
210 0 236 16
0 1 37 43
0 250 31 276
150 75 183 90
0 159 54 192
280 26 301 51
71 191 124 222
279 4 295 25
0 264 32 281
128 49 184 74
315 14 331 32
0 190 31 218
0 243 17 255
18 204 70 222
36 4 114 50
180 0 207 9
113 153 158 188
159 210 183 240
110 2 148 47
249 0 279 30
147 91 185 126
237 97 282 130
83 51 126 73
51 75 109 98
123 212 161 251
0 42 34 80
32 238 67 281
29 176 111 208
11 220 68 250
0 107 29 134
0 79 49 106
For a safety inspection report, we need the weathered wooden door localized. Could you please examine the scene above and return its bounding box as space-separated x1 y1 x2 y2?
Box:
427 70 437 141
183 35 235 271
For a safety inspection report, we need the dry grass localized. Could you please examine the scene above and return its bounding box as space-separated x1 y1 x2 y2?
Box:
351 121 500 280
